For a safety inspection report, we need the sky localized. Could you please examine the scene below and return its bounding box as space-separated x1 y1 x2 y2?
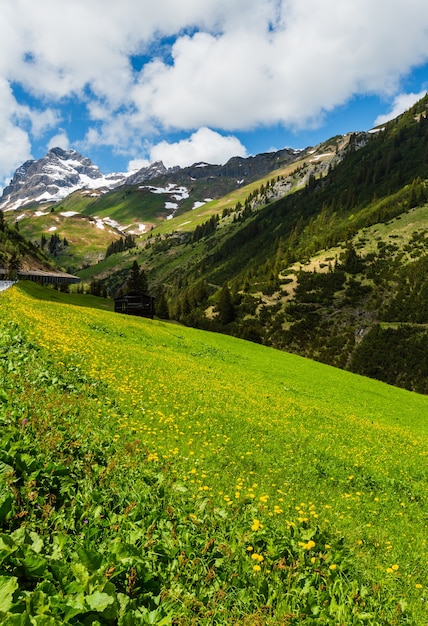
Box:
1 0 428 190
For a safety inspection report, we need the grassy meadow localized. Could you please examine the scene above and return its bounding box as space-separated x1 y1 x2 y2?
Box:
1 282 427 624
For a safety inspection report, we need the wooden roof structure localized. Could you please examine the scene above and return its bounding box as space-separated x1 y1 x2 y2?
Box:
0 268 80 284
114 290 155 319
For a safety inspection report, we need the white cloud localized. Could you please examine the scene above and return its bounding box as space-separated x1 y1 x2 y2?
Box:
1 0 428 181
148 128 247 168
15 106 60 138
48 131 70 151
130 0 428 133
374 91 428 126
0 78 32 190
127 158 151 172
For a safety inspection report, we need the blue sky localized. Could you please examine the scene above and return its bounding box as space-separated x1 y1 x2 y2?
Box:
1 0 428 189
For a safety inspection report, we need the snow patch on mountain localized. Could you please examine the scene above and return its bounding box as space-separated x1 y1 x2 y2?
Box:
140 183 190 217
0 147 132 212
192 201 206 210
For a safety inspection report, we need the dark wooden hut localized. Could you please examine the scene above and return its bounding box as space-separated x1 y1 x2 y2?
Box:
114 290 155 319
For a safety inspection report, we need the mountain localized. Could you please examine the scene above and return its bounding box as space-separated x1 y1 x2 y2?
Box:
0 148 131 212
78 95 428 393
134 147 305 186
0 143 329 270
3 94 428 393
0 145 308 216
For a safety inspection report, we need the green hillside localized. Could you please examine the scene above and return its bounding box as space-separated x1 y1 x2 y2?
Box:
78 96 428 393
3 97 428 394
1 282 427 623
3 136 343 275
14 207 123 272
0 212 54 275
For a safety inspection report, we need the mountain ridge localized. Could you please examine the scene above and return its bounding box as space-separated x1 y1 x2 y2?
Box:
0 143 323 215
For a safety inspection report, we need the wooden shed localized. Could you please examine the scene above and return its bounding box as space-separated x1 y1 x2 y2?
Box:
114 290 155 319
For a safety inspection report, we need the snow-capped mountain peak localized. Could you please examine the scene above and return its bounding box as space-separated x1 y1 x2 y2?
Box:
0 148 129 211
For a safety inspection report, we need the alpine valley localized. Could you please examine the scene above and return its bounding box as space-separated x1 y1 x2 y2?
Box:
2 94 428 393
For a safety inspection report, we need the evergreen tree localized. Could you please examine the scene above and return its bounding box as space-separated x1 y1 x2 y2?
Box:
155 291 169 319
341 242 363 274
127 261 148 293
217 282 235 325
7 249 21 279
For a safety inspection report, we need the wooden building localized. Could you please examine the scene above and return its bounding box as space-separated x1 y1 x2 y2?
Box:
114 290 155 319
0 268 80 285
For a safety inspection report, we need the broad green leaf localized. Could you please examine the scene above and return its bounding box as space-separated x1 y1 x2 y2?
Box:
0 495 13 524
0 534 17 564
30 616 63 625
76 548 103 573
0 615 30 625
23 553 48 578
63 592 86 621
85 590 114 612
0 575 18 612
29 532 44 554
71 562 90 590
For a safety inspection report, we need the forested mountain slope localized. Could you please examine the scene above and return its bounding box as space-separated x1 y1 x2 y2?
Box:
87 95 428 393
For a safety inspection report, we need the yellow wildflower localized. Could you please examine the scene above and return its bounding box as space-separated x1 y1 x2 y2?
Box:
251 519 263 531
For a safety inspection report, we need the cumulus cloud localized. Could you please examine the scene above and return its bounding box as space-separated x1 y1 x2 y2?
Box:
374 91 428 126
0 79 32 190
48 131 70 151
148 128 247 168
130 0 428 133
127 158 151 172
2 0 428 180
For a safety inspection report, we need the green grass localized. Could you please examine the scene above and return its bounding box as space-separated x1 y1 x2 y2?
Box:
15 210 122 271
81 188 169 225
1 282 427 624
17 281 114 311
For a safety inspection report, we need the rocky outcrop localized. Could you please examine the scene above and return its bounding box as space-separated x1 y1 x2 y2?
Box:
0 148 127 211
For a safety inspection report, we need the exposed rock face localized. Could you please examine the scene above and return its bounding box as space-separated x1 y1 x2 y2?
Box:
0 148 127 211
127 161 174 185
163 148 304 185
0 141 347 214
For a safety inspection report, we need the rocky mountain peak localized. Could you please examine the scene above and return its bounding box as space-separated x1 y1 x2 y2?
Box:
0 148 127 212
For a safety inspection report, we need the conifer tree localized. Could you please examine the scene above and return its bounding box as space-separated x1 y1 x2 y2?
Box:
127 261 148 293
217 282 235 325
